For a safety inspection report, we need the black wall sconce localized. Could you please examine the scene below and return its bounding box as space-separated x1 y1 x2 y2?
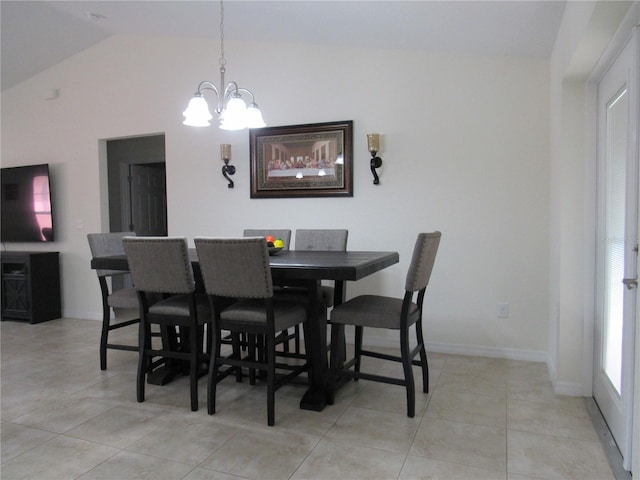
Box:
220 144 235 188
367 133 383 185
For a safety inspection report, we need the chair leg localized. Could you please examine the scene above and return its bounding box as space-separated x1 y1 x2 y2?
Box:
136 319 149 403
328 323 344 405
354 326 364 378
415 319 429 393
282 328 290 353
208 329 222 415
161 326 180 376
248 334 257 385
100 305 111 370
232 334 243 383
189 324 199 411
329 323 341 372
205 324 212 356
266 333 276 426
400 324 416 418
294 324 300 354
197 324 206 358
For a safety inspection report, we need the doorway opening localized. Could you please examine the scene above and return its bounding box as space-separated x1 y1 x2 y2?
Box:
106 134 167 236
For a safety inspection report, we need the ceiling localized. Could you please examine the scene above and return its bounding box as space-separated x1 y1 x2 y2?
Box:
1 0 566 91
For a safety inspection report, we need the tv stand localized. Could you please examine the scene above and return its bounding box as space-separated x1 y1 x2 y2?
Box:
1 251 61 323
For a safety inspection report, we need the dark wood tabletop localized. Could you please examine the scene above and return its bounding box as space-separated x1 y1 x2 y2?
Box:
91 249 399 281
268 250 399 280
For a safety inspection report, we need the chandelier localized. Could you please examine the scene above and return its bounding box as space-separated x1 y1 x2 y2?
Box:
182 0 265 131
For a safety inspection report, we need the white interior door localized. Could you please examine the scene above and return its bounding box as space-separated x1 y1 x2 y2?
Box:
594 30 638 470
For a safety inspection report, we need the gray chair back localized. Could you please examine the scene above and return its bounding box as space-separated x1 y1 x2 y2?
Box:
295 229 348 251
88 231 135 277
122 236 195 294
243 229 291 251
405 232 441 292
195 237 272 299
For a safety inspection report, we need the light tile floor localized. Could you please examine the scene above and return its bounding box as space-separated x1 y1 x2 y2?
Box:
1 318 618 480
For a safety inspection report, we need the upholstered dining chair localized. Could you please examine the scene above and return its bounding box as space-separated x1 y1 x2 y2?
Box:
295 229 348 252
122 236 212 412
329 231 441 418
87 232 140 371
194 236 309 426
243 229 292 352
277 229 349 354
294 228 348 307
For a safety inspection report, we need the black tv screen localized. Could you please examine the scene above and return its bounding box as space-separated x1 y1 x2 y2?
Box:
1 164 55 242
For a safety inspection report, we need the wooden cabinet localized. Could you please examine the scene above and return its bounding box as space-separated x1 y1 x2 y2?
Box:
1 251 61 324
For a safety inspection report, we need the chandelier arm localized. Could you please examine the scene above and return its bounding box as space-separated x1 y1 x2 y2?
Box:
196 81 224 114
196 80 219 96
235 87 257 104
221 84 258 106
222 81 240 102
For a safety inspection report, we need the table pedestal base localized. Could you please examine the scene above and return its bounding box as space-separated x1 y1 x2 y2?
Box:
300 388 327 411
147 367 178 386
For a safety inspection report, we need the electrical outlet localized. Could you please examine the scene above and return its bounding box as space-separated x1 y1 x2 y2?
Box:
498 302 509 318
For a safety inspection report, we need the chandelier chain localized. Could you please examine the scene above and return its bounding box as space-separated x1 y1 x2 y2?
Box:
219 0 226 67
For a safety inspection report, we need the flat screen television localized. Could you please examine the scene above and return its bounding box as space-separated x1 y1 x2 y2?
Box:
1 164 55 242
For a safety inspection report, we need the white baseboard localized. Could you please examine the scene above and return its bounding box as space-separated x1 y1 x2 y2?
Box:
62 310 102 321
63 308 138 322
552 380 584 397
354 331 547 363
425 341 547 363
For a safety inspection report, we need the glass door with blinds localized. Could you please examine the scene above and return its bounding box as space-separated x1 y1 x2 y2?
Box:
594 29 638 470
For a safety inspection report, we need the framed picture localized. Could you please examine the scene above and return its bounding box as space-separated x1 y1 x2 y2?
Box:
250 120 353 198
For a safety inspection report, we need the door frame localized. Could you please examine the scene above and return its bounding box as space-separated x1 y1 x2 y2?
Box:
586 18 640 472
584 3 640 397
630 24 640 475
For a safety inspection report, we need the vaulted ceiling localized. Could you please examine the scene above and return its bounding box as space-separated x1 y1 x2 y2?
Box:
1 1 566 91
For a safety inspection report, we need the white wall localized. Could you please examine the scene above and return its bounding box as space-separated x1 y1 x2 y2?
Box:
1 34 550 360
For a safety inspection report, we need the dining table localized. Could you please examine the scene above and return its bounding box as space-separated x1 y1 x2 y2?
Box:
91 248 399 411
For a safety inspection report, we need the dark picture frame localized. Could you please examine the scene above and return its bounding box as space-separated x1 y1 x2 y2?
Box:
250 120 353 198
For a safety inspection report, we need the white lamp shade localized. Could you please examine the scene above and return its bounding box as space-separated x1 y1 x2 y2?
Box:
245 104 266 128
220 96 247 130
183 96 212 127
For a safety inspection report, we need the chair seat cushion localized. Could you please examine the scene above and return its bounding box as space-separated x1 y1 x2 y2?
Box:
148 293 210 323
220 299 306 331
107 288 138 309
330 295 419 329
